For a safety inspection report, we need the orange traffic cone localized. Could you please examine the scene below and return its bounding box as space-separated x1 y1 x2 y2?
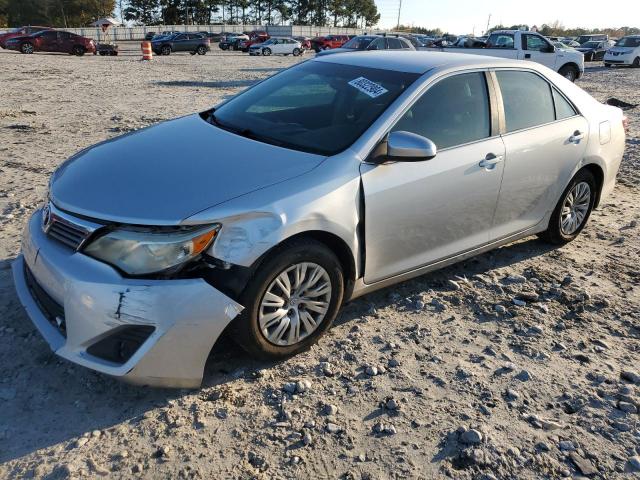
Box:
141 41 152 61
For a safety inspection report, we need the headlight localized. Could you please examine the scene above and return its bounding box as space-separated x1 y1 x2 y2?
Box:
84 224 220 275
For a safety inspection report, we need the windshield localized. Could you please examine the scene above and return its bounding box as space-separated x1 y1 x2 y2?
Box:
211 61 420 156
578 35 603 44
582 41 600 48
616 37 640 47
342 36 375 50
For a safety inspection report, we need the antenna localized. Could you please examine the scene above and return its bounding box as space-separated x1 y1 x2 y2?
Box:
396 0 403 30
485 14 491 35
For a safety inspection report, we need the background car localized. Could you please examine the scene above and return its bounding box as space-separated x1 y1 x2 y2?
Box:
249 37 303 56
199 31 223 42
316 34 415 56
144 32 156 41
5 30 95 55
293 36 312 49
310 34 349 52
152 32 210 56
577 33 608 45
219 33 248 50
604 35 640 68
237 31 270 52
577 40 615 61
0 25 51 48
553 41 576 50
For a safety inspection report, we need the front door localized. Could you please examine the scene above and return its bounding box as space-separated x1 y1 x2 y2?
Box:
519 33 557 70
360 71 505 283
491 69 589 239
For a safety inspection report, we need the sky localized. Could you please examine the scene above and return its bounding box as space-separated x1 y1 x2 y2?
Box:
374 0 640 34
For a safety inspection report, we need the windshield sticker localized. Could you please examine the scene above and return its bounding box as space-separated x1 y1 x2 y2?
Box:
348 77 388 98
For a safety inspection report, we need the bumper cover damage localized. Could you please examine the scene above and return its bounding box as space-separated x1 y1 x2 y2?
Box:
12 210 243 388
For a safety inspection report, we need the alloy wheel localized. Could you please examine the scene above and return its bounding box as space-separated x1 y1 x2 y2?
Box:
258 262 331 346
560 181 591 235
21 43 34 54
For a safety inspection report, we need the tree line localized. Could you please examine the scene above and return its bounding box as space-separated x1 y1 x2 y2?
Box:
0 0 380 28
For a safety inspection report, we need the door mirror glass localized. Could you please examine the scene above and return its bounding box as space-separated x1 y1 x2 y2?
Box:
386 131 437 161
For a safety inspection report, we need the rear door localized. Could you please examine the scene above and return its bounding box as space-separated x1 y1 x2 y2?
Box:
38 31 59 52
519 33 557 69
491 69 588 239
173 33 188 51
58 32 74 53
360 71 506 283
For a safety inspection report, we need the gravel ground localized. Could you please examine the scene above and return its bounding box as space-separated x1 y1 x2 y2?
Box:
0 44 639 480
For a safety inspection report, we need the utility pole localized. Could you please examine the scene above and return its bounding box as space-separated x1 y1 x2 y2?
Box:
485 14 491 35
396 0 402 30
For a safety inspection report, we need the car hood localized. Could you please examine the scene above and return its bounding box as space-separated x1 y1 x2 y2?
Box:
576 47 596 52
50 114 326 225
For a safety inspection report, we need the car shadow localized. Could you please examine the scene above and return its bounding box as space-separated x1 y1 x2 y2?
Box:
154 79 258 88
0 236 556 463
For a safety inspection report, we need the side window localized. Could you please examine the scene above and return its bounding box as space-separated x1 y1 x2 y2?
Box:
486 33 514 48
175 34 186 41
387 38 402 49
524 34 551 52
553 88 577 120
400 39 411 49
391 72 491 149
368 38 385 50
496 71 555 132
41 31 57 40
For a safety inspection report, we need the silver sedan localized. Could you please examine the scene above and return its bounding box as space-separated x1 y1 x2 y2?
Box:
13 52 626 388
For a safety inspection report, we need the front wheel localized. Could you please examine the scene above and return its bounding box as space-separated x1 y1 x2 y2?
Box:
558 65 578 82
21 42 34 54
604 63 612 68
231 239 344 359
197 45 207 55
72 45 85 56
293 48 302 56
161 45 171 56
262 47 272 56
538 169 596 245
633 57 640 68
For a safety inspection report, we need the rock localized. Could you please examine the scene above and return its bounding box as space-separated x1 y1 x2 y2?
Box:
296 379 312 393
324 404 338 416
247 451 268 470
75 437 89 448
385 398 399 411
621 370 640 384
388 358 400 368
460 429 483 445
494 305 507 314
372 421 397 435
618 401 638 413
535 442 550 452
325 423 341 434
512 298 527 307
528 324 544 335
365 365 378 376
540 419 563 431
569 452 598 476
574 353 591 364
504 274 527 284
302 432 312 446
559 440 576 452
627 456 640 472
505 389 520 401
283 382 297 394
516 370 532 381
320 362 336 377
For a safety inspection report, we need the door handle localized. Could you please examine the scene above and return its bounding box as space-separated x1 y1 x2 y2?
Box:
479 153 503 169
569 130 585 142
524 53 531 59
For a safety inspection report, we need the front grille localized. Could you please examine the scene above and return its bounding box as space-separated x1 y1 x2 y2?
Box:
47 218 88 250
24 265 66 337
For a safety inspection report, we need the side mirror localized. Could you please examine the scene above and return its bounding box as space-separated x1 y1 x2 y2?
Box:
385 131 437 162
542 44 556 53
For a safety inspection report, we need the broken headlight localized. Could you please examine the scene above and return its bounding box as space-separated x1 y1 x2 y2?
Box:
84 224 220 275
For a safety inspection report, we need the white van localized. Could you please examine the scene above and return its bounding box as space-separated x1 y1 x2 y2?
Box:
604 36 640 68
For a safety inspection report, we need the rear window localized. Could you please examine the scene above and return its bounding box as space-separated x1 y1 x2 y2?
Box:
496 71 555 132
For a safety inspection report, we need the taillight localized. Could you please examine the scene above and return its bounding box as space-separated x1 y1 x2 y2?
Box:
622 115 629 133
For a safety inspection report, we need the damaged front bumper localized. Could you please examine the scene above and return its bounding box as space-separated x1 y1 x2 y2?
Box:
12 209 243 388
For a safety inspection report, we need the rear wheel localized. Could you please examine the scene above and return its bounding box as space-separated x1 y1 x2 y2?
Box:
262 47 272 56
220 44 228 50
293 48 302 56
604 63 612 68
20 42 34 54
558 64 578 82
633 57 640 68
231 239 344 359
197 45 207 55
161 45 171 56
538 169 596 245
72 45 85 56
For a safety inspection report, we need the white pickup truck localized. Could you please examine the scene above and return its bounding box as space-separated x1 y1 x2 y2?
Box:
427 30 585 82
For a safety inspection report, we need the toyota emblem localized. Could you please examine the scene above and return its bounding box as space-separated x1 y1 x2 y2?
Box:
42 203 52 231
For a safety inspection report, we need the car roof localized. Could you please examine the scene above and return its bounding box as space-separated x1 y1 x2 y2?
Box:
313 50 518 74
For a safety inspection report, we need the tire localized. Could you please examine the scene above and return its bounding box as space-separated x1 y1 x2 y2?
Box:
262 47 271 56
161 45 171 56
231 238 344 360
633 57 640 68
604 63 612 68
72 45 85 56
220 44 228 50
20 42 34 54
197 45 207 55
558 64 578 82
538 169 597 245
293 48 301 56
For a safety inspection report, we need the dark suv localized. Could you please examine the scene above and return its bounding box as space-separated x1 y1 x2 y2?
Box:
5 30 95 55
151 33 210 56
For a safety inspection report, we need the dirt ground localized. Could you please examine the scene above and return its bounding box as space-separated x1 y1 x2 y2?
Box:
0 43 639 480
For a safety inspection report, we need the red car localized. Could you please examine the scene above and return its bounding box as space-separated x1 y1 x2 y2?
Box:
238 30 270 52
311 34 350 52
293 36 312 50
5 30 96 56
0 26 52 48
